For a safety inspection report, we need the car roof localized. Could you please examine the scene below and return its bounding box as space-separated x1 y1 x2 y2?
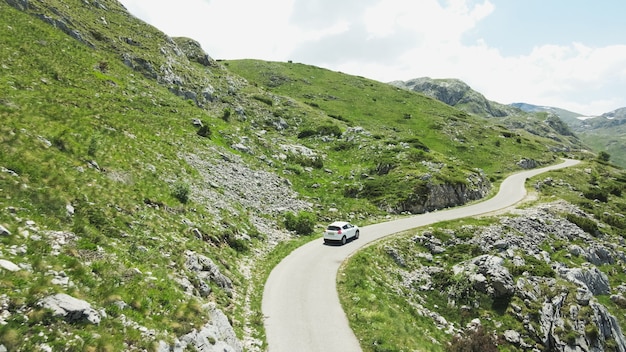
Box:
328 221 350 227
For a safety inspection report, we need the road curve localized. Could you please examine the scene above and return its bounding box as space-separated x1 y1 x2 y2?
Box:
262 159 580 352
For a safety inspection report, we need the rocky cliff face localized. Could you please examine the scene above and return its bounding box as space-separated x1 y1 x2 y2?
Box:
398 172 491 214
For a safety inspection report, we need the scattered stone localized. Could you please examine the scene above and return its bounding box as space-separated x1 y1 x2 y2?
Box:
0 259 20 272
0 225 10 236
503 330 521 344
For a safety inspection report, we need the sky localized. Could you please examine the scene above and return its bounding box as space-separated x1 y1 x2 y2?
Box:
118 0 626 116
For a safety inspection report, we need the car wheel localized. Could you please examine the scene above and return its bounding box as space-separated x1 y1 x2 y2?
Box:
354 230 359 240
341 236 347 245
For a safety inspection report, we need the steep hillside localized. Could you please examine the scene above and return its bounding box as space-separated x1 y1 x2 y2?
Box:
0 0 613 351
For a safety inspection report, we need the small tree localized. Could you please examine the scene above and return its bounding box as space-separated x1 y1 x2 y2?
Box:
197 124 211 138
172 182 190 204
284 211 316 235
598 151 611 162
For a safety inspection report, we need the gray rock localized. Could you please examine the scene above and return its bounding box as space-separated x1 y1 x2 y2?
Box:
559 266 610 295
0 259 20 272
0 225 10 236
517 158 538 169
185 251 233 296
591 302 626 351
385 246 406 267
38 293 101 325
173 303 243 352
503 329 521 344
584 245 615 266
611 294 626 308
575 287 593 306
453 255 515 298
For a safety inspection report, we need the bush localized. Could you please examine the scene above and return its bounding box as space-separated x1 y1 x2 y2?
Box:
446 326 499 352
172 182 190 204
316 124 342 137
297 128 316 139
284 211 316 235
583 188 608 202
598 151 611 162
222 108 231 121
252 95 273 106
566 213 598 236
197 124 211 138
286 153 323 169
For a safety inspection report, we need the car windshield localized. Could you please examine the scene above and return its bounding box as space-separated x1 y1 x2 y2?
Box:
327 226 341 231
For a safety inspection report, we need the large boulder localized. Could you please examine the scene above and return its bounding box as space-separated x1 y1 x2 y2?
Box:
158 303 243 352
38 293 101 325
184 251 233 296
453 255 515 298
558 266 610 296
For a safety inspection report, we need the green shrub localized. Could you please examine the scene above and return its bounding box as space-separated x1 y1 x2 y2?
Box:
286 153 323 169
316 124 342 137
252 95 273 106
343 183 361 198
297 128 316 139
172 182 190 204
566 213 599 236
87 136 99 157
598 151 611 162
284 211 316 235
222 108 231 121
510 255 555 278
583 188 608 202
197 124 211 138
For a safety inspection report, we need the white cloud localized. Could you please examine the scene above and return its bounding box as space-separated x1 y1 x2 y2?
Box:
118 0 626 115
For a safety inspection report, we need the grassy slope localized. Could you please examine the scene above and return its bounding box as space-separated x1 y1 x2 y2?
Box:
0 0 600 350
0 2 249 350
225 59 576 177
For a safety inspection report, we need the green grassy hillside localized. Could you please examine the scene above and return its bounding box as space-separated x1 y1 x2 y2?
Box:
0 0 604 350
224 59 579 176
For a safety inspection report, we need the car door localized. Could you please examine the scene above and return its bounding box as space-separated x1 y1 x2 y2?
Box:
343 223 355 239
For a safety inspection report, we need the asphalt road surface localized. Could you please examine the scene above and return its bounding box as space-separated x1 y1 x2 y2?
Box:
262 159 580 352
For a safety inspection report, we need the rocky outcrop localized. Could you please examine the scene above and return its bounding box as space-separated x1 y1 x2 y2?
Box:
184 250 233 297
390 77 516 117
453 255 515 298
172 37 216 67
38 294 101 325
389 200 626 352
398 171 491 214
158 303 243 352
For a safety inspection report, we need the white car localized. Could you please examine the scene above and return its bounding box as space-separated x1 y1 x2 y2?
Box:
323 221 359 245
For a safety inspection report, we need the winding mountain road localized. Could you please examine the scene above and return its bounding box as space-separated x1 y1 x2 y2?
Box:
262 159 580 352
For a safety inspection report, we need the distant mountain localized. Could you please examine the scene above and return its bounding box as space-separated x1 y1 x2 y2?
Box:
575 108 626 167
390 77 582 150
390 77 518 118
510 103 586 127
513 103 626 167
